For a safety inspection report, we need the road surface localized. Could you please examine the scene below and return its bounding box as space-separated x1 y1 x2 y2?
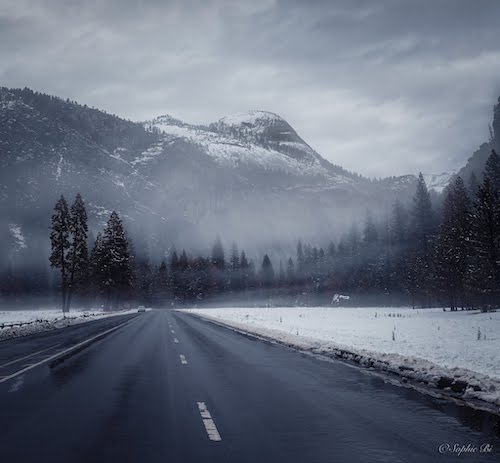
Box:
0 309 497 463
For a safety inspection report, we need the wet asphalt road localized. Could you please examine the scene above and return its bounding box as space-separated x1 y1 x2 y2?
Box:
0 309 498 463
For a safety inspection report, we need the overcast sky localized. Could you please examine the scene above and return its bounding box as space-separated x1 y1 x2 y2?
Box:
1 0 500 177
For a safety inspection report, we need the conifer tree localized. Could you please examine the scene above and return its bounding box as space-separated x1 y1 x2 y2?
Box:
66 193 88 311
229 242 240 270
412 173 435 245
467 177 500 308
170 250 180 301
178 250 190 301
134 256 153 305
278 260 286 284
296 240 304 274
363 212 378 245
229 242 240 291
90 232 106 302
260 254 274 288
409 173 435 306
49 195 70 312
286 257 295 282
154 260 169 305
101 211 132 309
240 251 249 291
211 236 225 270
327 242 336 259
468 172 479 198
434 177 471 309
484 149 500 192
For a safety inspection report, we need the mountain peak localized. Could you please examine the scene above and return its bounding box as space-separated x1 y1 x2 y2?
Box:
209 110 297 144
217 110 284 127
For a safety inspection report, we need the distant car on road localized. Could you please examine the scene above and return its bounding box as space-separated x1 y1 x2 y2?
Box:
137 306 146 313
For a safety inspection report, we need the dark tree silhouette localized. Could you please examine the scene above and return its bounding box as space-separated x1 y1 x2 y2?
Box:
49 195 70 312
66 193 89 312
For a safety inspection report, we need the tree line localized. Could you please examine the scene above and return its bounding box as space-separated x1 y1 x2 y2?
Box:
17 149 500 311
270 150 499 310
133 150 498 310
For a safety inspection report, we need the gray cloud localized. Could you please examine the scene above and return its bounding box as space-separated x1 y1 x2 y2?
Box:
1 0 499 176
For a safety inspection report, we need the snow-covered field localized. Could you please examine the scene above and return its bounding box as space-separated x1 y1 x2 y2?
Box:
0 308 139 341
184 306 500 408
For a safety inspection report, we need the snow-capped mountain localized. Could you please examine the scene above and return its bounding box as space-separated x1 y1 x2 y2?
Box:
142 111 356 185
0 87 423 259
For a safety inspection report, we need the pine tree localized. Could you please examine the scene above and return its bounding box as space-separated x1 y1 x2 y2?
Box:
296 240 304 275
211 236 225 270
154 260 169 305
434 177 471 309
390 200 408 245
90 232 106 302
229 242 240 269
101 211 132 310
327 241 336 259
229 242 240 291
409 173 436 306
134 256 153 305
468 172 479 198
278 260 286 284
467 177 500 308
173 250 189 302
66 193 89 311
260 254 274 288
286 257 295 282
210 236 226 294
363 212 378 245
170 250 180 301
484 149 500 192
412 173 435 244
240 251 249 269
388 200 410 299
347 223 361 256
49 195 70 312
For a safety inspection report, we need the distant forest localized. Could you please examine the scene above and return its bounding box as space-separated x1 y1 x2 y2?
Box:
1 150 499 311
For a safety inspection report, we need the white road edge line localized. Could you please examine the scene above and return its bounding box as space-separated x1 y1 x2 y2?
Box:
0 319 131 384
197 402 222 442
179 354 188 365
0 343 61 369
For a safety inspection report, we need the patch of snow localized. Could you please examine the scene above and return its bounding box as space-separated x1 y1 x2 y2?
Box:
110 147 131 164
88 203 113 218
423 171 455 193
0 100 16 110
112 175 125 189
131 141 165 166
0 308 138 341
8 223 27 250
55 152 63 180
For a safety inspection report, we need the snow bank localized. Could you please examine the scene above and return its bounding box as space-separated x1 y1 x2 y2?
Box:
0 308 138 341
183 307 500 409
